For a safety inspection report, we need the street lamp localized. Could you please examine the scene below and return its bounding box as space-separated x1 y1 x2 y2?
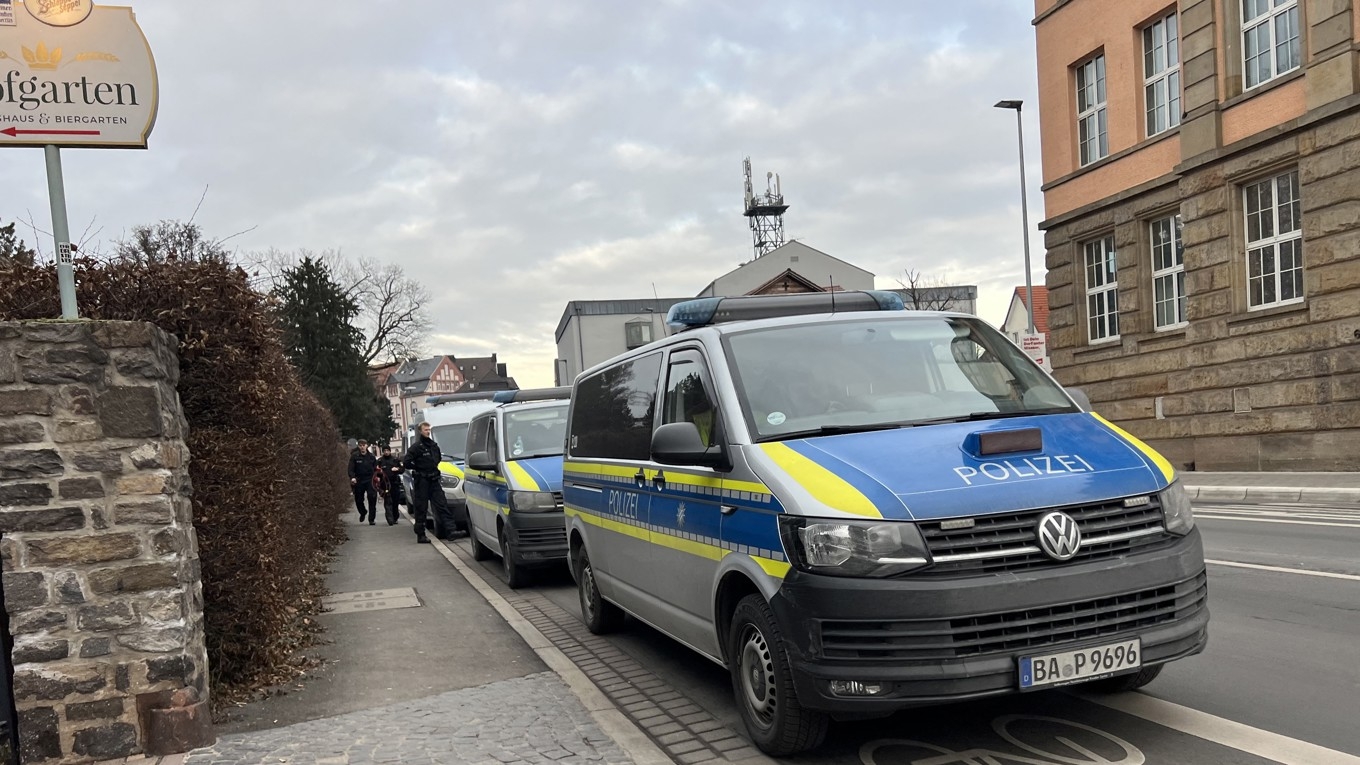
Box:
994 99 1036 334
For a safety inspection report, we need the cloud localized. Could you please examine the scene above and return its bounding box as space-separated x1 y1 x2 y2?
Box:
0 0 1044 388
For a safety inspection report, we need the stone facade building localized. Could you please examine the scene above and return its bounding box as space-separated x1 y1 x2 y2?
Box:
1035 0 1360 470
0 321 212 763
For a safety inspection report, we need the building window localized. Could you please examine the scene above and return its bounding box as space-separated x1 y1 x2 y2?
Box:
1143 13 1181 137
1244 170 1304 309
1076 54 1108 166
1243 0 1300 89
625 320 654 349
1150 215 1187 329
1084 235 1120 342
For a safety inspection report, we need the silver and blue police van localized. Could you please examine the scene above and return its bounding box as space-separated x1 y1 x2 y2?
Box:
562 291 1208 755
463 387 572 588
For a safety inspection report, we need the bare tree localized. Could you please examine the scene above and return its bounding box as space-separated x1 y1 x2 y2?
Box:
246 249 431 366
896 269 967 311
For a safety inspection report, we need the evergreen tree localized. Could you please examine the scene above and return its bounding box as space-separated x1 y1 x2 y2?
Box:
274 257 397 441
0 218 38 265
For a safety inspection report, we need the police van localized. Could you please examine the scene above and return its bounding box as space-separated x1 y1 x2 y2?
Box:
463 387 572 588
562 291 1208 755
408 394 500 538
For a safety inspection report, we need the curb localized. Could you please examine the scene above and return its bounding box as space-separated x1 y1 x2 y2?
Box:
414 516 677 765
1186 485 1360 506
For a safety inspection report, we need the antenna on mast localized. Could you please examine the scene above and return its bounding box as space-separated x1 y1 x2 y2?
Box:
742 156 789 262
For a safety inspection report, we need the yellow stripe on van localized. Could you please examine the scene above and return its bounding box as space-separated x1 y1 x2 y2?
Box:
759 442 882 518
439 462 465 479
649 530 727 561
1092 413 1175 484
565 506 650 543
754 557 791 578
506 461 541 491
468 495 508 516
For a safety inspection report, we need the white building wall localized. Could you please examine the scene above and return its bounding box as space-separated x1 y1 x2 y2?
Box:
556 311 668 384
700 241 874 297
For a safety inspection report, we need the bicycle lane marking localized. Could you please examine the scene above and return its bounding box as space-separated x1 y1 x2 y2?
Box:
1075 692 1360 765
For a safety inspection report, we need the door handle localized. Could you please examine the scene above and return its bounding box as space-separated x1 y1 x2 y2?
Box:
651 470 667 489
720 504 738 515
633 469 646 487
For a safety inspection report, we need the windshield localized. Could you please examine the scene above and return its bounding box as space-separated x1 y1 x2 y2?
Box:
430 423 470 461
504 403 569 459
724 316 1076 441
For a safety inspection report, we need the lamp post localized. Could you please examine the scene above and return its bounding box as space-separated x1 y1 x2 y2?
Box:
994 99 1036 334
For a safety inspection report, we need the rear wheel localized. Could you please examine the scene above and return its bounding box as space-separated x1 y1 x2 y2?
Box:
729 594 828 755
1087 664 1163 693
576 547 624 633
500 529 529 589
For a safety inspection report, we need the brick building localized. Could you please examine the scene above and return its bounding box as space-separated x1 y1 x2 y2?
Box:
1035 0 1360 470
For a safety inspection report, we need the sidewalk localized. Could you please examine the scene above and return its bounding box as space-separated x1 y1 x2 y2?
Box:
1181 470 1360 505
175 508 654 765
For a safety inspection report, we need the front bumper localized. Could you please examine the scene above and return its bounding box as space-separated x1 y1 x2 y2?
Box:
505 511 569 565
769 530 1208 714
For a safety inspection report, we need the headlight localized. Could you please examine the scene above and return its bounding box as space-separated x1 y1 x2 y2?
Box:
439 473 461 490
1159 481 1195 535
778 516 930 578
509 490 558 513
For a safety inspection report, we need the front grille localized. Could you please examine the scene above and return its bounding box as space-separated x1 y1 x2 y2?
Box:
818 571 1206 661
913 497 1170 577
517 525 567 547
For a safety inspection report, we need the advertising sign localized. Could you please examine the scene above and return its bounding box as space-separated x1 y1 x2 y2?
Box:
1020 331 1051 372
0 2 157 148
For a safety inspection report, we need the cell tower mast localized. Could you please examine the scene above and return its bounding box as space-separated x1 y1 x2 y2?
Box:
743 157 788 260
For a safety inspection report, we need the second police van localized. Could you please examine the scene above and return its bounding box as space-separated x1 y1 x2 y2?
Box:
409 394 500 539
562 291 1208 755
463 387 573 588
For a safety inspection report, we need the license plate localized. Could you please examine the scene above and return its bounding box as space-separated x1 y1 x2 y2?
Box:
1019 638 1141 689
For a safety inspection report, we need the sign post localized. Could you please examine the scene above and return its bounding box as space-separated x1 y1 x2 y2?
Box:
0 1 159 318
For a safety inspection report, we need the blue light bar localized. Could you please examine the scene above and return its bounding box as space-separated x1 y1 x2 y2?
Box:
666 290 904 331
491 386 572 404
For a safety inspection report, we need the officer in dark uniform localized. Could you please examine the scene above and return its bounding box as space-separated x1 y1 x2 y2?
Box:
377 444 406 526
347 438 379 524
403 421 446 544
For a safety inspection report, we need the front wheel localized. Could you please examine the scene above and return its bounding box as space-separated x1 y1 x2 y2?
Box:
500 530 529 589
576 547 624 634
468 516 494 561
729 594 828 756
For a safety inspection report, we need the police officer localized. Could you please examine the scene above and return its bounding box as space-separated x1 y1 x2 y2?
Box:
377 444 406 526
402 421 446 544
347 438 379 524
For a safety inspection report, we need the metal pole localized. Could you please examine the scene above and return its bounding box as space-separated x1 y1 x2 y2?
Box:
1014 108 1036 334
43 145 78 319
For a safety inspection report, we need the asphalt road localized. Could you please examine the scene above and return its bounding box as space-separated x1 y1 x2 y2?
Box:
469 499 1360 764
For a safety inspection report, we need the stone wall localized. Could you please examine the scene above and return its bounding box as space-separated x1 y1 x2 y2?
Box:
0 321 211 763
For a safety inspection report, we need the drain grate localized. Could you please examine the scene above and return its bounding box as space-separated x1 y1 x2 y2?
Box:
322 587 421 614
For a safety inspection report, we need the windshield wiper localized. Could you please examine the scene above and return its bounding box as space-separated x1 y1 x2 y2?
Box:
763 423 905 441
907 409 1072 426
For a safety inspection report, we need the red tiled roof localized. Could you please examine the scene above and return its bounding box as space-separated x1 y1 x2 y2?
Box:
1014 286 1050 335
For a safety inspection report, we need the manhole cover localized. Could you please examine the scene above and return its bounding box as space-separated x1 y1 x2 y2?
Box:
321 587 421 614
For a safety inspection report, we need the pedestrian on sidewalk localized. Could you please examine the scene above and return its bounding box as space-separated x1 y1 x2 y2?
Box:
348 438 379 524
403 421 446 544
377 444 407 526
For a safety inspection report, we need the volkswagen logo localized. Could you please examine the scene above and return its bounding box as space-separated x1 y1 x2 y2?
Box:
1037 511 1082 561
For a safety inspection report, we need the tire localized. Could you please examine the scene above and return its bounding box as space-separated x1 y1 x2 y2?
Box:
469 516 495 561
500 529 529 589
576 547 624 634
431 510 449 540
728 594 829 756
1087 663 1164 693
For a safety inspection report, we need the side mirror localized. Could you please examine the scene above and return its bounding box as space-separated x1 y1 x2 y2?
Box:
651 422 727 469
1066 387 1092 412
467 451 497 472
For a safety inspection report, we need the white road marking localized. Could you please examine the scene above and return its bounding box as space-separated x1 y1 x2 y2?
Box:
1077 691 1360 765
1206 559 1360 581
1196 515 1360 529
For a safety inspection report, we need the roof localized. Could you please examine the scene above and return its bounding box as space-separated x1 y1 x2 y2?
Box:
697 241 874 296
388 356 450 395
555 297 691 343
1013 286 1050 334
455 355 517 392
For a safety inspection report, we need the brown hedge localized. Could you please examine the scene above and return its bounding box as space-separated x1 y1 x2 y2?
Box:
0 256 349 692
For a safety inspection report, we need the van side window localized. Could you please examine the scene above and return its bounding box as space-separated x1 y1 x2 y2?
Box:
466 416 489 457
486 418 500 462
570 352 662 460
663 355 718 447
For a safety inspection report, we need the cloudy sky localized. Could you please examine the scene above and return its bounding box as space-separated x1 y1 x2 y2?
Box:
1 0 1044 388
